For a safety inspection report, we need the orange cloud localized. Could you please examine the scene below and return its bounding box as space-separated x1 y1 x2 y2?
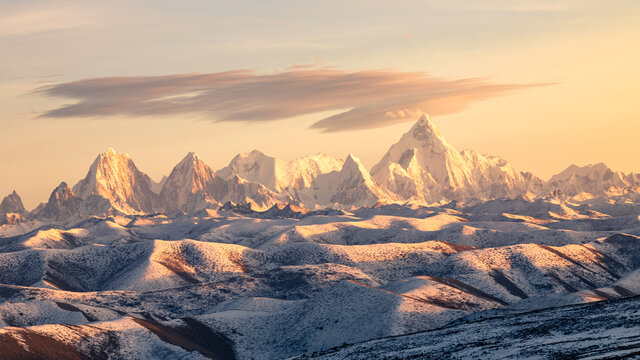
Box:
36 68 542 132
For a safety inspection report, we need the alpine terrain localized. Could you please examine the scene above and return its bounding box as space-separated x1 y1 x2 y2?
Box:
2 114 640 359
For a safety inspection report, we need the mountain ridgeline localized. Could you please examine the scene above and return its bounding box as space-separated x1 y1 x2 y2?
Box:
3 114 640 223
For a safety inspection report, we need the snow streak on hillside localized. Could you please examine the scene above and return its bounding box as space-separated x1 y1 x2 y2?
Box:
1 199 640 358
2 114 640 359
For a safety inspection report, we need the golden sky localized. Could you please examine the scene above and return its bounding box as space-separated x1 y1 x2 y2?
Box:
1 1 639 208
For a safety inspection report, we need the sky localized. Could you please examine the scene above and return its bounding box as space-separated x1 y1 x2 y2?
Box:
1 0 639 209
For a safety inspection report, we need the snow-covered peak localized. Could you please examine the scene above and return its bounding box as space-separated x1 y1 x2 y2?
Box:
217 150 280 190
217 150 343 192
396 113 452 152
371 114 544 203
72 148 158 214
301 154 393 209
548 163 611 183
173 152 211 175
546 163 637 197
160 152 281 212
341 154 370 179
159 152 217 212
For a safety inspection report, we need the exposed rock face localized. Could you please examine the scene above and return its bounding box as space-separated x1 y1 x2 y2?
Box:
160 152 218 212
0 191 26 215
160 152 280 212
73 148 159 214
36 182 111 221
0 191 28 225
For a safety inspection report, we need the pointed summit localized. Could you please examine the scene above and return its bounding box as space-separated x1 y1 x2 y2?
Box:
72 148 158 214
52 182 75 199
0 190 26 214
341 154 372 180
39 182 84 221
399 113 452 151
160 152 217 212
301 154 393 209
160 152 280 212
372 114 544 203
411 114 439 139
342 154 360 169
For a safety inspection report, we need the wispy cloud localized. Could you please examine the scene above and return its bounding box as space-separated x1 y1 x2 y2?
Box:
36 68 541 132
0 8 96 36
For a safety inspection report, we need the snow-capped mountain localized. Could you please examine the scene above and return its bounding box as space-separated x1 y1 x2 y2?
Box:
4 116 640 359
160 152 281 212
301 154 394 209
371 114 544 203
546 163 640 198
72 148 159 214
160 152 218 212
207 174 281 210
6 114 640 223
216 150 343 192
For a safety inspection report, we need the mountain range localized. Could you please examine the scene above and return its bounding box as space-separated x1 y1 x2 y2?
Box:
2 114 640 359
2 114 639 225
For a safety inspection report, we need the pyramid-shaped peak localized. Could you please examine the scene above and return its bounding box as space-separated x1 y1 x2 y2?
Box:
409 113 446 144
340 154 372 180
168 152 214 179
51 182 77 200
0 190 26 214
343 154 364 169
416 113 433 125
178 151 201 164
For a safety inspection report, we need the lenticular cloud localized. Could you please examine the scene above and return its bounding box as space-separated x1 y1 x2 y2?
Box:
36 68 536 132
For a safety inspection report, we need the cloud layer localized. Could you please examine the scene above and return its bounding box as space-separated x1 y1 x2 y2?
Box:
36 68 536 132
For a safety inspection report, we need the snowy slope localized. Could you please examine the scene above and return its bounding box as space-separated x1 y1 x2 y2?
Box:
159 152 282 212
295 294 640 360
371 114 544 203
1 201 640 359
216 150 342 192
546 162 640 198
300 155 395 209
160 152 218 212
3 116 640 359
